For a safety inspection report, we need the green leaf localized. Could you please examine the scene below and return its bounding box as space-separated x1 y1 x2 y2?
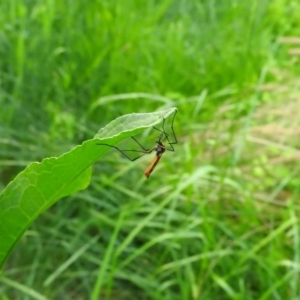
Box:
0 107 177 269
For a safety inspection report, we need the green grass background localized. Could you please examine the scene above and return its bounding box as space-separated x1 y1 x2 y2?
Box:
1 0 300 299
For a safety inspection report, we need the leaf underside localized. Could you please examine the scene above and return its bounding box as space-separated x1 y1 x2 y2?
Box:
0 107 177 269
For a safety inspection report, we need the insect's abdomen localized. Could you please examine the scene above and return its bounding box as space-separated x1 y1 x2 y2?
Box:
144 154 162 178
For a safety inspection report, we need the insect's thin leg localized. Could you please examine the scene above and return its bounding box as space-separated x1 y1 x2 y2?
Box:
152 128 167 148
153 110 178 152
131 136 149 151
154 110 177 143
164 143 174 152
165 112 178 151
161 119 174 152
152 125 174 152
152 126 168 137
97 143 153 161
165 109 178 145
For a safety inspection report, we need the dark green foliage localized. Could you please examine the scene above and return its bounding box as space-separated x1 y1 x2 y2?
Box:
1 0 300 299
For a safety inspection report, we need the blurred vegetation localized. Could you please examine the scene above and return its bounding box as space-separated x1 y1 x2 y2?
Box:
1 0 300 299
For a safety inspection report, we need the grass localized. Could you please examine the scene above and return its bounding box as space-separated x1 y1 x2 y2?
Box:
1 0 300 299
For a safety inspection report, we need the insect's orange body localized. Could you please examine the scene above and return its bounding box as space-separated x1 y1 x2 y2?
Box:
144 155 162 178
144 141 166 178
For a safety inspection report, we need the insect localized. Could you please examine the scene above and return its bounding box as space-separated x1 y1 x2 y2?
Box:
97 109 177 178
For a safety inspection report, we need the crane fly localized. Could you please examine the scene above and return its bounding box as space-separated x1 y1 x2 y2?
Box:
97 109 177 178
